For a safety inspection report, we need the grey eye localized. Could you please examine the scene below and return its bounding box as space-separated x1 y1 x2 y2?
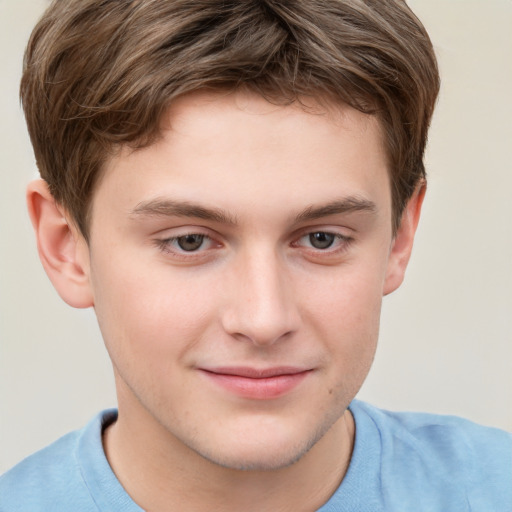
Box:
177 234 205 251
309 232 335 249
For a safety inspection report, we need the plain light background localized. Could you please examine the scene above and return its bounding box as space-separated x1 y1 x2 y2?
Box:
1 0 511 473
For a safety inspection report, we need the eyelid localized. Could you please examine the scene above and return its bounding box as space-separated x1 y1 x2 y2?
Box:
291 228 354 257
154 226 224 259
162 234 209 251
295 232 350 247
152 225 353 261
292 224 352 241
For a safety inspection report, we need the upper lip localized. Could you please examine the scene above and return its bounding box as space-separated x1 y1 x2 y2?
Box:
200 366 310 379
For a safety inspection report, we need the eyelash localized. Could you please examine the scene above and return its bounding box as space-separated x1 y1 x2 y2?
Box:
154 230 353 259
155 233 215 256
293 232 353 253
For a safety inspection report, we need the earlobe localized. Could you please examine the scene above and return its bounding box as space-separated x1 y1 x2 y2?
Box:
27 179 94 308
383 182 426 296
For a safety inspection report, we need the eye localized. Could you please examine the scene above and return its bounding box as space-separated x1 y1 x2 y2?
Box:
156 232 217 255
308 232 336 249
296 231 350 251
175 234 205 252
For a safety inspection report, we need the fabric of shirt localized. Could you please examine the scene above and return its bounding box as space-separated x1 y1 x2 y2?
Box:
1 400 511 511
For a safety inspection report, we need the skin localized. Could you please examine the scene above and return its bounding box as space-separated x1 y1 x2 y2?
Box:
28 91 424 511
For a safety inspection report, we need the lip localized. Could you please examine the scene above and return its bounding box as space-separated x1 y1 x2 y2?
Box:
199 366 311 400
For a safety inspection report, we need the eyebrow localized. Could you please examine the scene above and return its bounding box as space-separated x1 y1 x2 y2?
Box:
294 197 377 222
130 198 238 225
130 196 376 225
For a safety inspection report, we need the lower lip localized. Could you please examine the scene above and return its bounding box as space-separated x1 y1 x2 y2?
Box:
200 371 310 400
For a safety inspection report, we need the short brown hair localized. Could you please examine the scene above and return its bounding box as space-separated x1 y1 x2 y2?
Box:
21 0 439 238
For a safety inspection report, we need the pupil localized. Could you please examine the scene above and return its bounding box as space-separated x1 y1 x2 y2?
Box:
309 232 334 249
177 234 204 251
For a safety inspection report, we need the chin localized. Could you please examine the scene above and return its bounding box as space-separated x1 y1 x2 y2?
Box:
187 417 336 472
197 441 313 472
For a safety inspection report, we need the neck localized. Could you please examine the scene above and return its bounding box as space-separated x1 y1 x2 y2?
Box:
103 398 355 512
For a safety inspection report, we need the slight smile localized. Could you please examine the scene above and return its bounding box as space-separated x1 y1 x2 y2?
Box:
199 367 313 400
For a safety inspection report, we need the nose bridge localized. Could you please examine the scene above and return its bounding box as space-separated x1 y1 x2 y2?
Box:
222 245 297 346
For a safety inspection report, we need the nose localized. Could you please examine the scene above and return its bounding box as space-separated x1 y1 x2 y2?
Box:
221 248 299 347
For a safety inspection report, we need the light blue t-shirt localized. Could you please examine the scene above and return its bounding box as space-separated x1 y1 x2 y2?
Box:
1 401 511 511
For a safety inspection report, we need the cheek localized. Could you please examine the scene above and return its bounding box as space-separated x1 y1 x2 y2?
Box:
303 257 385 329
302 264 384 376
90 253 217 369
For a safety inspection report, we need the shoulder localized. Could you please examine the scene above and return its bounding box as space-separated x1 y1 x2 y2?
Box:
352 400 512 461
0 410 118 512
349 400 512 510
0 429 91 512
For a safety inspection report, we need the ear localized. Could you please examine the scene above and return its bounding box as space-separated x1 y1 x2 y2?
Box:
27 179 94 308
383 182 426 295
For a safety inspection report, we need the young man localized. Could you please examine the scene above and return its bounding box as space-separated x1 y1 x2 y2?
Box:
1 0 510 510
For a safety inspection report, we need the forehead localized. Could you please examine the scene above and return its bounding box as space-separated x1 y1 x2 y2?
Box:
93 90 390 227
162 90 384 155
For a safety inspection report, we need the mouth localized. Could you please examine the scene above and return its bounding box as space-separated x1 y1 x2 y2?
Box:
198 366 312 400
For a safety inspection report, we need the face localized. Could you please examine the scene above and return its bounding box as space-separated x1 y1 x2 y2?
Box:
83 91 407 470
